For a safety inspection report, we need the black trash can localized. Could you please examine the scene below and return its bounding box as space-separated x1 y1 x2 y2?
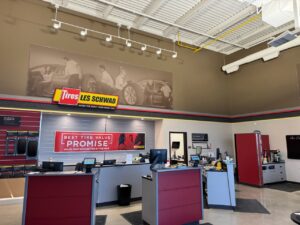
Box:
117 184 132 206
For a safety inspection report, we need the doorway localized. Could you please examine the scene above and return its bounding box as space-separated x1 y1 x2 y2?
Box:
169 132 188 165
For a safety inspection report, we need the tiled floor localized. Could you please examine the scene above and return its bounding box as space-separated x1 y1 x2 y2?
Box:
0 184 299 225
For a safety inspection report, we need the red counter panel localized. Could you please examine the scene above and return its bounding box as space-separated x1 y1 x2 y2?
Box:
23 174 94 225
158 169 202 225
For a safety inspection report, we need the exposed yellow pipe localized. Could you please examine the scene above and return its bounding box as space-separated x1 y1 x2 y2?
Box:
176 32 199 51
194 13 262 53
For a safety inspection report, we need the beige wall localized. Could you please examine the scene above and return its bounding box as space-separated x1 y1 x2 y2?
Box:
226 43 300 115
2 0 299 116
155 119 234 159
0 0 229 115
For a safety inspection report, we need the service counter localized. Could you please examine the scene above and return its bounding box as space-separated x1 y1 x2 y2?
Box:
94 163 151 205
142 167 203 225
205 162 236 208
22 171 96 225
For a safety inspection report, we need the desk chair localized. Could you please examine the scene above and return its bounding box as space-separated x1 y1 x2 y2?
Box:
291 212 300 224
202 174 209 209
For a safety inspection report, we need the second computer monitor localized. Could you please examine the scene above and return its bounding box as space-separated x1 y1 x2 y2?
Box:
149 149 167 164
42 161 64 172
83 158 96 166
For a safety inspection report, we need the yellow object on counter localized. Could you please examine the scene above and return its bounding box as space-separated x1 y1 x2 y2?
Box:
216 161 222 171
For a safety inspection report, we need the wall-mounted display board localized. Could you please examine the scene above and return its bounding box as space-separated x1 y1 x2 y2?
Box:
0 116 21 126
54 131 145 152
52 88 118 109
192 133 208 142
286 135 300 159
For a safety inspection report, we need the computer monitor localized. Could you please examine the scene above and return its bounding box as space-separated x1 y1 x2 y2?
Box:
83 158 96 166
83 158 96 173
150 149 167 171
171 141 180 149
103 159 116 165
42 161 64 172
190 155 200 162
190 155 200 167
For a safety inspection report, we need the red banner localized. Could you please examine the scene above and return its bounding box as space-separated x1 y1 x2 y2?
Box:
54 131 145 152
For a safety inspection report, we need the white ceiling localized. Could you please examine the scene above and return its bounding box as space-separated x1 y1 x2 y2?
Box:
45 0 295 55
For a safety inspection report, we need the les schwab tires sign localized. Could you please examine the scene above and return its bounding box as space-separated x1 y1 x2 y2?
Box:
54 131 145 152
52 88 118 109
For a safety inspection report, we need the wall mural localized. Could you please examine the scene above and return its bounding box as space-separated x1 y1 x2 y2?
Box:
27 45 173 109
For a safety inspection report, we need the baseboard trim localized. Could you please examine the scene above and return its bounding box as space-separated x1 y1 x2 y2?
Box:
207 204 235 210
0 197 23 205
264 181 300 185
286 181 300 185
96 197 142 207
237 182 263 188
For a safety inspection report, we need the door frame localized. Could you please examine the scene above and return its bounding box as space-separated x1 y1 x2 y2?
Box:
234 134 239 182
169 132 188 165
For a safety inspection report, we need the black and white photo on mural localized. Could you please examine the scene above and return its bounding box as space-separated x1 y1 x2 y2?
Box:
27 45 173 109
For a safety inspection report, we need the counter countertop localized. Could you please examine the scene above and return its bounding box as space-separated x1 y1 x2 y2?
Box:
153 166 201 173
205 169 228 173
262 161 285 165
97 163 150 168
26 171 96 177
64 163 150 167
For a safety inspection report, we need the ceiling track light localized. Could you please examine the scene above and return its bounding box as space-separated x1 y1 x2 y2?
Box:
106 35 112 42
156 48 162 55
53 21 61 29
172 52 177 58
172 39 177 59
80 29 87 37
126 40 132 47
51 7 178 59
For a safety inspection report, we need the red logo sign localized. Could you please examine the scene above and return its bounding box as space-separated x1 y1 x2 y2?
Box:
58 88 80 105
54 131 145 152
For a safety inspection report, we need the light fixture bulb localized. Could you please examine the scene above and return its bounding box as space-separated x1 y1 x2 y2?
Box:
141 45 147 51
172 52 177 58
106 35 112 42
80 29 87 37
53 21 61 29
156 48 162 55
126 40 132 47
